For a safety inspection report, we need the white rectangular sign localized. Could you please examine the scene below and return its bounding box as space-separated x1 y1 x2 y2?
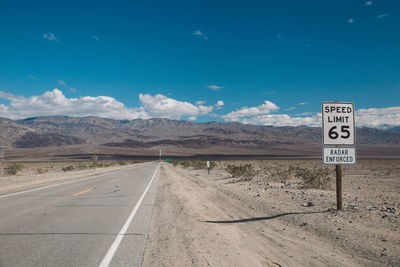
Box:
323 147 356 164
322 102 355 145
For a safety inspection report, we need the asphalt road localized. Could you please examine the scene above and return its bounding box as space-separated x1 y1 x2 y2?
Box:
0 162 160 267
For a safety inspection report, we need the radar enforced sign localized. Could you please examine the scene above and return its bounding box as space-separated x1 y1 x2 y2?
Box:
322 102 355 145
323 147 356 164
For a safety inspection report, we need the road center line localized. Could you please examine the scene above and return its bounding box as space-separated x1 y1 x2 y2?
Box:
98 164 159 267
72 188 91 197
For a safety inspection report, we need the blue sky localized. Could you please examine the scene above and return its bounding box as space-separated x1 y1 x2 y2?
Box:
0 0 399 127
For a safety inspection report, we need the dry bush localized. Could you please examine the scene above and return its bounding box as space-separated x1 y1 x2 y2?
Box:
263 164 297 183
62 165 75 172
171 161 179 167
295 166 332 189
177 160 216 170
226 164 256 181
36 168 47 174
76 162 88 170
190 160 207 169
180 161 191 168
4 163 24 175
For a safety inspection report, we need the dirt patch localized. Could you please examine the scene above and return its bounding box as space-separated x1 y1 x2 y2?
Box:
143 160 400 266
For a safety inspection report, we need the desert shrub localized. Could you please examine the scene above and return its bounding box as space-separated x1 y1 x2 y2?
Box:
171 161 179 167
62 165 75 172
295 166 331 189
190 160 205 169
288 165 297 174
118 161 127 166
5 163 24 175
180 161 191 168
267 165 298 183
226 164 256 180
209 161 217 170
76 162 88 170
271 167 291 183
177 160 216 170
89 162 103 168
36 168 47 174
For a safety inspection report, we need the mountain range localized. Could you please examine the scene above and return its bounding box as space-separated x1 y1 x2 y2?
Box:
0 116 399 160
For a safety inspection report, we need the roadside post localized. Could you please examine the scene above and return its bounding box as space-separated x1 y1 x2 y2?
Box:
207 161 210 175
0 146 4 169
93 155 97 171
322 101 356 210
159 149 162 162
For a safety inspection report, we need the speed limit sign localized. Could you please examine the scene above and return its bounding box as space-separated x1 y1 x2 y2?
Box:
322 102 355 145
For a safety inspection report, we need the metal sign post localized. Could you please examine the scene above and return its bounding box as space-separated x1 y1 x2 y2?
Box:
322 101 356 211
93 155 97 172
336 165 343 210
0 146 4 169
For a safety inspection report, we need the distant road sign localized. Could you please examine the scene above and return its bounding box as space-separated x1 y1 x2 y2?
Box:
0 146 4 168
322 102 355 145
323 147 356 164
0 146 4 160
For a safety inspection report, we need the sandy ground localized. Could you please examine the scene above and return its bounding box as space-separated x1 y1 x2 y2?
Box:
143 160 400 266
0 161 145 195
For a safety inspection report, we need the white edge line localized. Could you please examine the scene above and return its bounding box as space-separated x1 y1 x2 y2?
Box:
0 164 148 199
98 164 159 267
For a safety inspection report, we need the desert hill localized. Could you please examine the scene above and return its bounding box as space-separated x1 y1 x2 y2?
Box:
0 116 399 160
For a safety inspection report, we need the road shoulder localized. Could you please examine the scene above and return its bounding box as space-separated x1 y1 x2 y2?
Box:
143 163 375 266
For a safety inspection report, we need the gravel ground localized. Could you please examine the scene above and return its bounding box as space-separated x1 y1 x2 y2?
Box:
143 160 400 266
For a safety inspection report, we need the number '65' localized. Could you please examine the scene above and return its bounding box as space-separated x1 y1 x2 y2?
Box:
328 126 350 139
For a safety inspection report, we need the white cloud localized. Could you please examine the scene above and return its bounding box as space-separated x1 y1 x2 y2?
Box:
348 18 354 24
70 87 77 93
198 105 214 115
138 93 213 119
2 90 398 128
222 100 280 122
42 32 58 41
285 106 296 111
27 74 37 80
0 90 216 121
355 107 400 127
296 112 315 116
0 104 8 114
365 1 373 6
241 113 322 127
91 35 99 41
377 14 388 19
192 30 208 40
207 85 224 91
57 79 67 87
196 100 206 105
222 104 400 128
298 102 308 106
215 100 224 109
0 89 148 120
